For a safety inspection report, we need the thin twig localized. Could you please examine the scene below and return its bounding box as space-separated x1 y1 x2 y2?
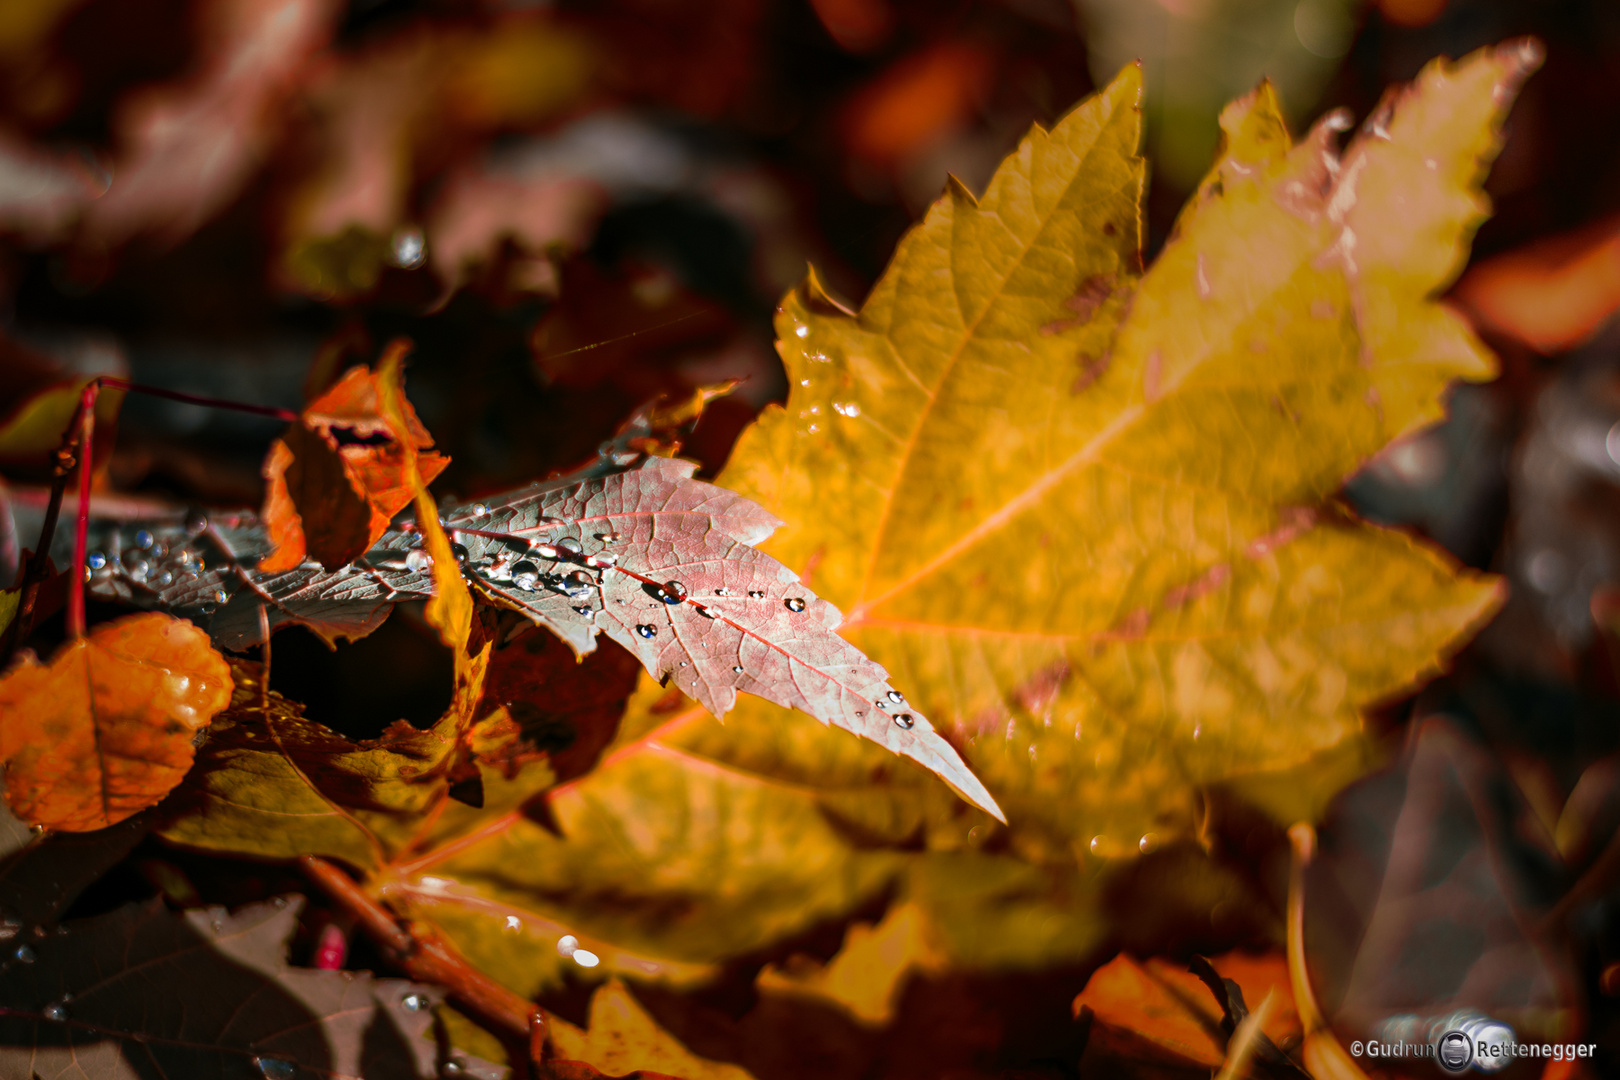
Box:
298 856 551 1069
1 397 89 662
101 377 299 423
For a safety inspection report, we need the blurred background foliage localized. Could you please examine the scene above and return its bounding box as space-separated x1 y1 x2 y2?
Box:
2 0 1620 1076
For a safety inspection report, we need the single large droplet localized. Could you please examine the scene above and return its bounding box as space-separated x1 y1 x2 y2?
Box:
572 605 593 617
659 580 688 604
449 542 470 563
469 503 489 520
13 945 35 963
511 561 541 590
572 949 601 968
134 529 155 549
401 992 431 1012
892 713 915 729
562 570 594 597
886 690 905 705
556 934 579 958
784 597 806 613
126 559 150 582
558 537 583 555
253 1056 297 1080
43 1002 68 1022
732 665 744 673
184 509 209 536
696 606 717 619
86 552 106 570
406 549 432 573
213 588 230 605
636 624 657 639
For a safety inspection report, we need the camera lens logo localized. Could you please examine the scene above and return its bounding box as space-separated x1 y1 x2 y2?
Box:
1437 1030 1475 1073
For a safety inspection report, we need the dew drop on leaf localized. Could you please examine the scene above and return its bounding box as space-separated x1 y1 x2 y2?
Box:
659 580 688 604
886 690 905 705
511 561 540 590
86 552 106 570
562 570 594 596
892 713 915 729
13 945 34 963
213 589 230 605
572 949 601 968
134 529 154 549
43 1002 67 1022
558 537 583 555
714 587 731 596
1139 833 1159 854
556 934 578 958
469 503 489 519
253 1056 297 1080
784 597 806 612
184 509 209 536
406 549 432 573
748 590 765 599
401 992 431 1012
732 665 743 673
636 624 657 639
595 532 622 544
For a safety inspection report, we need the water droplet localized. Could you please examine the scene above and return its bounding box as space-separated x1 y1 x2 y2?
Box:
86 552 106 570
390 225 426 269
511 561 541 590
1089 836 1105 855
504 915 522 932
134 529 154 549
784 597 806 613
572 949 601 968
540 515 567 527
14 945 35 963
406 549 432 573
595 532 622 544
679 661 688 667
659 580 688 604
469 503 489 520
530 543 559 560
886 690 905 705
795 324 809 338
833 402 860 417
254 1056 297 1080
558 537 583 555
732 665 743 673
184 509 209 536
562 570 594 597
748 590 765 599
401 993 431 1012
1139 833 1159 854
156 570 174 586
873 699 888 710
213 588 230 605
572 605 593 616
696 605 717 619
556 934 578 958
636 624 657 639
589 552 619 566
43 1002 67 1022
854 711 863 717
892 713 915 729
807 423 820 433
714 587 731 596
450 542 470 563
444 1062 465 1076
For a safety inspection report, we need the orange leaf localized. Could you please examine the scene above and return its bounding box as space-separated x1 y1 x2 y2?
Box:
0 612 234 832
260 362 449 572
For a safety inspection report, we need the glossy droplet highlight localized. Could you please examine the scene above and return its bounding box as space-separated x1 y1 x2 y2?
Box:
406 549 432 573
213 588 230 605
595 532 622 544
572 949 601 968
659 580 688 604
504 915 522 932
134 529 154 549
469 503 489 519
732 665 743 673
784 597 806 613
886 690 905 705
696 605 717 619
748 590 765 599
713 587 731 596
86 552 106 570
558 537 583 555
1138 833 1159 854
636 624 657 639
892 713 915 729
254 1056 297 1080
13 945 35 963
401 992 431 1012
556 934 578 958
184 509 209 535
43 1002 67 1022
511 561 541 590
562 570 594 596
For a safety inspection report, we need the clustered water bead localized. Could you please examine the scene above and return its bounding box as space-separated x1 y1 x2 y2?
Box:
636 624 657 639
659 581 688 604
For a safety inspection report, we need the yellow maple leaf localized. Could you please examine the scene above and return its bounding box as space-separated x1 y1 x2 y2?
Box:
549 979 758 1080
704 45 1534 855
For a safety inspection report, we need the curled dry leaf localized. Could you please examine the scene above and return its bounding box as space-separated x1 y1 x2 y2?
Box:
260 357 450 573
0 611 233 831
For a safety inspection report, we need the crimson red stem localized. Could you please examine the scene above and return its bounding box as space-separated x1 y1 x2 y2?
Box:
100 377 300 423
66 382 100 639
